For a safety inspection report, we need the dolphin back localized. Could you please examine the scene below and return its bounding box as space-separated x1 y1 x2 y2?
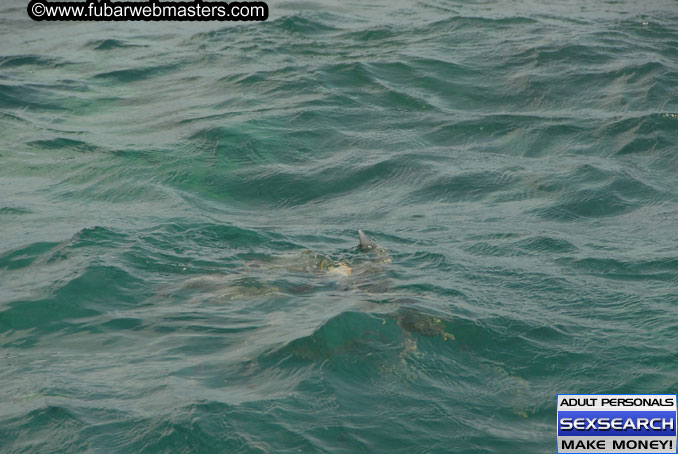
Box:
358 229 377 251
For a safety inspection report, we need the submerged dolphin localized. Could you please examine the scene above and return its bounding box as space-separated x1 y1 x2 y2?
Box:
358 229 377 251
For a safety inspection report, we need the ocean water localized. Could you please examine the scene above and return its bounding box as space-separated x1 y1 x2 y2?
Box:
1 0 677 452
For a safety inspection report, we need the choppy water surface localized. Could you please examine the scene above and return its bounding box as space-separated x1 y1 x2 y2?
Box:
1 0 678 452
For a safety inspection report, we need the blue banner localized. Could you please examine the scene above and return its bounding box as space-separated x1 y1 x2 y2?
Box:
558 411 677 437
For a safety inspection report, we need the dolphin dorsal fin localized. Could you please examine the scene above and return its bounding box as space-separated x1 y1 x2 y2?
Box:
358 229 376 251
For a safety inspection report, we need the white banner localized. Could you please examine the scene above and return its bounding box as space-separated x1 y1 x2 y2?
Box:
558 395 677 412
559 436 676 453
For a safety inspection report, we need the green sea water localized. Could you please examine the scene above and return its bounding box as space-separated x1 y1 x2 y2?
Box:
1 0 678 452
